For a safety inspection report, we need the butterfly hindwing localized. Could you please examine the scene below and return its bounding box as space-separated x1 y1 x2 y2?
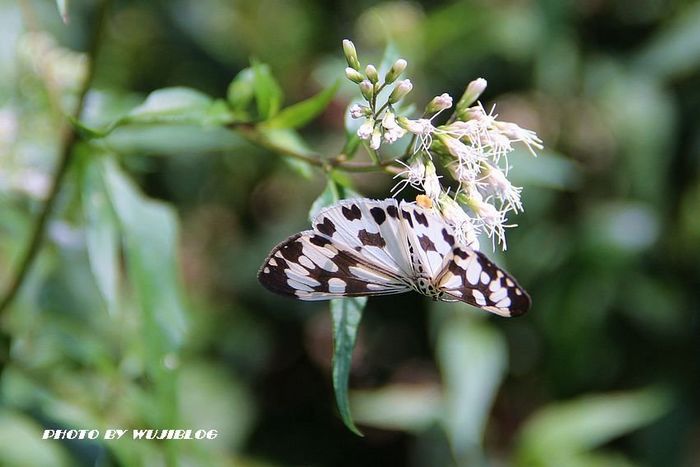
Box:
258 231 411 300
436 246 531 316
397 201 455 278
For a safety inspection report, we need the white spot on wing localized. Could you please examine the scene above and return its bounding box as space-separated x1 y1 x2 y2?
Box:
489 287 508 303
298 256 314 269
466 259 482 285
480 271 490 284
472 290 486 306
287 278 314 292
495 297 511 308
328 278 347 293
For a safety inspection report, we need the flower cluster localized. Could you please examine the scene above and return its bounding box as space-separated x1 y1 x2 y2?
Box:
343 40 543 250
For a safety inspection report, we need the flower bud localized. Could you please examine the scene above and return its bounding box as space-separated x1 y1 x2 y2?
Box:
342 39 361 70
349 104 370 119
345 67 364 84
423 160 441 199
426 93 453 114
359 80 374 101
384 58 407 84
370 127 382 150
397 117 433 135
456 78 487 118
365 64 379 83
388 79 412 104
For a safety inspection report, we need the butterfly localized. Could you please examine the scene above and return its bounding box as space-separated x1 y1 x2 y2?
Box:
257 198 530 316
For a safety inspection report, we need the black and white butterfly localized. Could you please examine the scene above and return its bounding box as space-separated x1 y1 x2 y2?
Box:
258 198 530 316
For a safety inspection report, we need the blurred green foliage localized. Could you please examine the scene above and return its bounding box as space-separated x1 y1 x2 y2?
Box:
0 0 698 466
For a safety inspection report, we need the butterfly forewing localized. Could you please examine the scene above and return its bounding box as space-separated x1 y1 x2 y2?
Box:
258 230 411 300
436 246 531 316
311 198 413 277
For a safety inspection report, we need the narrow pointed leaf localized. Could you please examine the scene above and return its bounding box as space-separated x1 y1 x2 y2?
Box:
79 154 119 315
330 296 366 436
265 80 340 129
252 60 283 120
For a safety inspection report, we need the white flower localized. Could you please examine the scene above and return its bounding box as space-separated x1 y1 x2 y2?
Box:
438 134 480 181
480 163 523 212
494 121 543 156
392 157 425 194
439 194 480 250
357 117 374 140
381 112 407 144
398 117 435 153
463 189 510 249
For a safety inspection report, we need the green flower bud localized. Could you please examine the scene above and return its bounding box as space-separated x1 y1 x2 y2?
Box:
388 79 412 104
345 67 364 84
365 64 379 84
342 39 361 70
456 78 487 118
384 58 407 84
359 80 374 101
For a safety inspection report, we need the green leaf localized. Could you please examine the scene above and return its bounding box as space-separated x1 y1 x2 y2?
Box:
78 152 120 315
101 159 188 433
350 383 442 432
308 179 340 222
265 80 340 129
0 410 72 466
252 60 283 120
309 180 367 435
515 388 670 466
125 87 233 126
330 296 366 436
227 67 256 113
102 159 188 353
437 312 507 463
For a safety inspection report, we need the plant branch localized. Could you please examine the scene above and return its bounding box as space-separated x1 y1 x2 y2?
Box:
235 125 402 174
0 0 112 316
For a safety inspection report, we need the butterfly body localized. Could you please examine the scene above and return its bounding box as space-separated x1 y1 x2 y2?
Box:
258 198 530 317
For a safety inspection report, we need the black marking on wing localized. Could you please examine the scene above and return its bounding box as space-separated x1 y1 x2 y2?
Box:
358 229 386 247
342 204 362 220
370 206 386 225
414 211 429 227
418 234 437 252
401 209 413 227
387 205 398 218
316 218 336 237
442 228 455 246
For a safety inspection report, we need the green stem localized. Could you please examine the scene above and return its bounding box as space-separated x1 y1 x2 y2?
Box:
235 125 400 174
0 0 112 318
